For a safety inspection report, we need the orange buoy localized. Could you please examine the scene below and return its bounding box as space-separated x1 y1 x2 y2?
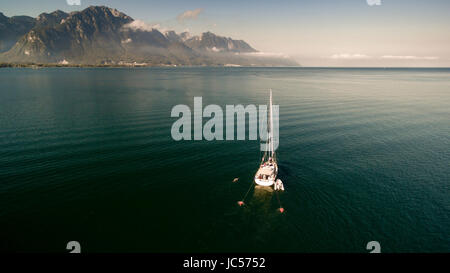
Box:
237 201 244 206
279 207 285 213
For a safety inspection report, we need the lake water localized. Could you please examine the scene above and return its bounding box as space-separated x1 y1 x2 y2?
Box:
0 67 449 252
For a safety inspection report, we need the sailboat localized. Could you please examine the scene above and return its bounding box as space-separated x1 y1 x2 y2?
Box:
254 89 283 190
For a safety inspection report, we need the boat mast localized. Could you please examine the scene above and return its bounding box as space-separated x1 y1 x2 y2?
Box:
269 89 274 158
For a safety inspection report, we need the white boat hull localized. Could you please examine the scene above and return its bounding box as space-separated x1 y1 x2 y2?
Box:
254 161 278 187
254 178 275 187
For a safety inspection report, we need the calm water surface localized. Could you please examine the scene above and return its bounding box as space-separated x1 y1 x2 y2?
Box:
0 67 449 252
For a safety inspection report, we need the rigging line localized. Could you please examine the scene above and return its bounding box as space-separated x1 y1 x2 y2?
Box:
239 180 255 205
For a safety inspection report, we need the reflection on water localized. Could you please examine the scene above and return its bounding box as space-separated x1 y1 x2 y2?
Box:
251 185 275 212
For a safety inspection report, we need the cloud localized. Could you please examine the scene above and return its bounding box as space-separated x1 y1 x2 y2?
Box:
66 0 81 6
328 54 439 61
329 53 372 59
381 55 439 60
122 20 165 32
366 0 381 6
177 8 203 22
241 52 290 59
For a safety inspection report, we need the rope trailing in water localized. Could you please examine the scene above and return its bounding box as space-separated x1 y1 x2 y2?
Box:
238 181 255 207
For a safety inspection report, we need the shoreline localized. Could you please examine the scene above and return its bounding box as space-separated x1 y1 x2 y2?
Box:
0 63 303 69
0 63 448 69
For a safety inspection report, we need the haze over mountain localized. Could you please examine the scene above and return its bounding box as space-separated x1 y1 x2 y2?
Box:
0 6 298 66
0 12 35 53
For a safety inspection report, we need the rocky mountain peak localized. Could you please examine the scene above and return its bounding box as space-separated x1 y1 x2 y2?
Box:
0 6 298 66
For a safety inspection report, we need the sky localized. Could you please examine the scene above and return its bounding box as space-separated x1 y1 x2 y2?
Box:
2 0 450 67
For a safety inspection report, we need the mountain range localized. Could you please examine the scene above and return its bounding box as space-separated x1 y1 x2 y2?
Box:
0 6 298 66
